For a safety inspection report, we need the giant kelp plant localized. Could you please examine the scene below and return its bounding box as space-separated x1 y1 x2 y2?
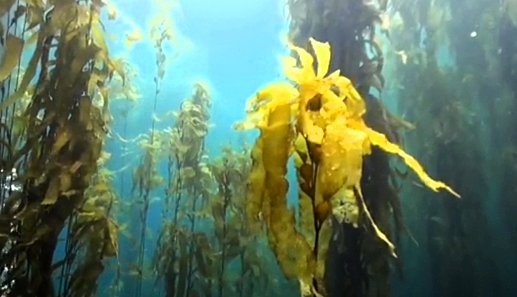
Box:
0 0 121 296
208 146 281 297
151 80 288 297
153 83 213 297
237 38 457 297
131 16 172 297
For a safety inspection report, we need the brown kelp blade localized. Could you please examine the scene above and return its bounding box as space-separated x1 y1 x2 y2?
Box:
0 34 24 82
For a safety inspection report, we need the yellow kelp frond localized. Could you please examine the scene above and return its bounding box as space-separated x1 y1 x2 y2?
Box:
311 39 331 78
363 126 461 198
235 82 298 130
355 187 397 258
283 38 341 97
244 101 314 283
281 37 458 201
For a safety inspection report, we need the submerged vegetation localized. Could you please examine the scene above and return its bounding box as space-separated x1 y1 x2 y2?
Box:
0 0 120 296
236 37 457 297
0 0 516 297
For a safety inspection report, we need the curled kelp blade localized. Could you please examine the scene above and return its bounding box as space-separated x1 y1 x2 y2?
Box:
0 34 24 82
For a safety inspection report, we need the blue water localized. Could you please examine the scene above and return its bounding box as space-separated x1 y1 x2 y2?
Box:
107 0 287 150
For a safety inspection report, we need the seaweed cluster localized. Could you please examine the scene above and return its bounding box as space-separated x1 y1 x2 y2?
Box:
237 37 457 297
0 0 121 296
152 83 279 297
153 82 213 297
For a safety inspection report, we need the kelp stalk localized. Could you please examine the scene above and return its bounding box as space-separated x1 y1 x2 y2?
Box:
134 24 170 297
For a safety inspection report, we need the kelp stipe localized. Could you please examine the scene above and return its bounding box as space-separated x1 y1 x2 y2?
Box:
0 1 120 296
237 38 458 297
131 19 173 297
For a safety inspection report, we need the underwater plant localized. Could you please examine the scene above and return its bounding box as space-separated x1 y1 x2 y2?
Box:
152 82 282 297
237 38 458 297
209 146 255 297
131 17 173 297
153 83 213 297
0 0 121 296
56 160 120 297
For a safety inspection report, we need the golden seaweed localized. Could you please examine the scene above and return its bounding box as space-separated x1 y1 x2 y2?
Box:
238 37 459 295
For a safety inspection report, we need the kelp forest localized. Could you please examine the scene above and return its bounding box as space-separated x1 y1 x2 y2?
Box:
0 0 516 297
